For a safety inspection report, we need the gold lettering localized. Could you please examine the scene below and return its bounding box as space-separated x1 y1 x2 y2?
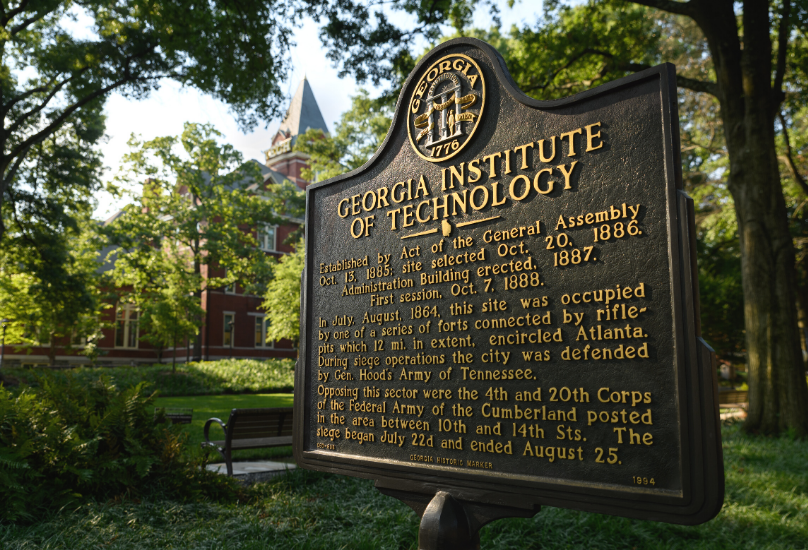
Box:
560 128 583 157
557 161 578 190
585 122 603 152
483 152 502 178
538 137 556 163
513 143 533 170
534 168 554 195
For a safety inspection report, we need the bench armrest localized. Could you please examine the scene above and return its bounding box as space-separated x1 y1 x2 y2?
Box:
203 418 227 444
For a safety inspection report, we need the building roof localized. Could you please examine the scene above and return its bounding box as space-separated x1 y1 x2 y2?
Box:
276 77 329 142
254 161 290 185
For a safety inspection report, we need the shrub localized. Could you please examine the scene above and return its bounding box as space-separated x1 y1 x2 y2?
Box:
2 358 295 397
0 375 244 523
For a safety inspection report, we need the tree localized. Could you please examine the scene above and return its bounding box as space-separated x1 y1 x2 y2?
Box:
0 214 108 366
295 89 393 182
0 0 303 244
106 122 304 361
256 92 393 347
131 248 204 369
311 0 808 435
262 239 305 347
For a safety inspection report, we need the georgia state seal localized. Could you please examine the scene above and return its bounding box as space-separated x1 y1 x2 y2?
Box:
407 54 485 163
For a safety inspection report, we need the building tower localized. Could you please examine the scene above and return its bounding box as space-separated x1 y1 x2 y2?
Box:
264 76 329 189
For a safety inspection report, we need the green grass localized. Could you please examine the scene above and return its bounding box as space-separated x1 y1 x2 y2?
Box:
155 393 294 461
1 423 806 549
1 359 295 397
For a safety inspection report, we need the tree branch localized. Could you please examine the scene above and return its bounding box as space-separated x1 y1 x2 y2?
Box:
772 0 791 109
1 149 26 199
675 75 719 96
7 46 164 163
520 49 601 93
778 111 808 197
4 71 79 136
10 10 48 36
1 75 59 113
550 48 720 98
1 77 122 190
2 0 32 26
629 0 695 18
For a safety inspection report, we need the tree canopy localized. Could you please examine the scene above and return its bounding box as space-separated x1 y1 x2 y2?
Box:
106 123 304 360
295 89 392 182
262 239 305 347
0 213 108 365
0 0 302 245
307 0 808 435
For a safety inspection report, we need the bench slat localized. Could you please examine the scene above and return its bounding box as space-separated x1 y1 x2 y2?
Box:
205 436 292 450
202 407 294 476
718 390 748 405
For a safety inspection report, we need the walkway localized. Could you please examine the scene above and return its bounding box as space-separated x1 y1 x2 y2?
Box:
206 459 296 483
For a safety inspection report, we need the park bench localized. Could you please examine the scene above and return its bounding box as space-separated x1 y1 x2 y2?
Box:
718 389 748 409
202 407 293 476
154 407 193 425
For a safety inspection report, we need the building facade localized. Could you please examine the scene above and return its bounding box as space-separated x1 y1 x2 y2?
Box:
3 78 328 367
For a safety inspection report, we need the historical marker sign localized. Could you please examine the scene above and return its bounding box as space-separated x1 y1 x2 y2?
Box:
294 38 724 528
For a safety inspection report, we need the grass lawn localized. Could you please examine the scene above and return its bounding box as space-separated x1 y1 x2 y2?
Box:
154 393 294 461
1 359 295 397
2 423 806 549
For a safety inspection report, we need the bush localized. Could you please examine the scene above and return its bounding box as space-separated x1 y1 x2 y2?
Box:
2 358 295 397
0 375 244 523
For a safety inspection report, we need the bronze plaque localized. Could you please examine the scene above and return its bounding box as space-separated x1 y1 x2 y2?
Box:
294 38 723 525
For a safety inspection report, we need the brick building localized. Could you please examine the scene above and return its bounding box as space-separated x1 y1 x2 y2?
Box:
4 78 327 367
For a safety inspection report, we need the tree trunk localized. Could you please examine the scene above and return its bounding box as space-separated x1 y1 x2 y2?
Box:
47 332 56 367
690 0 808 435
796 278 808 365
794 228 808 363
192 289 203 361
729 141 808 435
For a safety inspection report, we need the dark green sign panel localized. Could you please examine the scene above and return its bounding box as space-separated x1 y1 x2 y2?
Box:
294 38 723 525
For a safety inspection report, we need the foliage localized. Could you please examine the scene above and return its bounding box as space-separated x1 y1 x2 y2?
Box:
696 238 745 361
447 2 808 433
105 123 304 357
2 359 296 397
0 0 300 239
1 423 807 548
154 393 294 461
295 89 393 182
305 0 501 101
0 375 244 523
137 273 204 365
261 240 305 346
273 90 396 347
0 214 110 365
0 99 106 303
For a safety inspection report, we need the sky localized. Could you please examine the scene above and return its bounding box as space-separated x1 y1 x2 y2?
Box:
94 1 545 219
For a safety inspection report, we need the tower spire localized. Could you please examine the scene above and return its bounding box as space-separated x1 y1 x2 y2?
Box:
276 77 328 140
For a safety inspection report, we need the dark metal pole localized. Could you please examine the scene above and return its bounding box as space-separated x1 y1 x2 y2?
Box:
418 492 479 550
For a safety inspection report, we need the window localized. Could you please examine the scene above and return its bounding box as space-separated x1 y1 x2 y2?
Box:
254 316 274 348
223 268 237 294
70 330 86 346
23 325 49 346
115 305 139 348
223 313 235 347
257 224 277 252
